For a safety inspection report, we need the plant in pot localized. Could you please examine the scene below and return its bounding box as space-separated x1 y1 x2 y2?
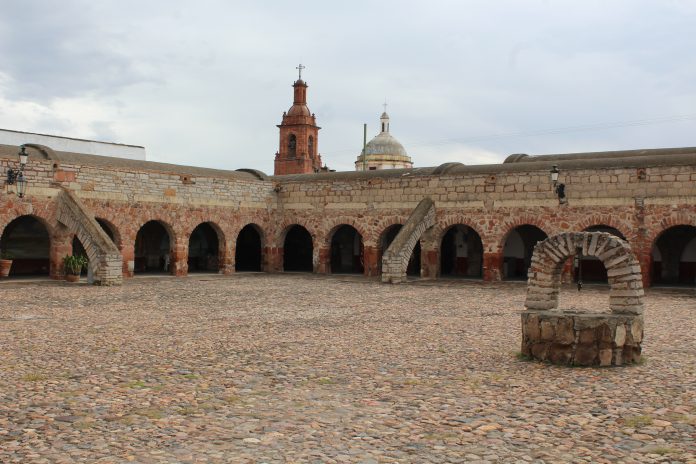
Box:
63 255 87 283
0 250 13 278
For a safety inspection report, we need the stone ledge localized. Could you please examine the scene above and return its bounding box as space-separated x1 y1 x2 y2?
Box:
521 310 643 367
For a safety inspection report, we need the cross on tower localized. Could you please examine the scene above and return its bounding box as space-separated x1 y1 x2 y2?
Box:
296 63 305 80
383 100 388 113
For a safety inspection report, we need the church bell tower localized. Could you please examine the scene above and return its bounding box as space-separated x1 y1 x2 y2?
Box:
274 64 323 175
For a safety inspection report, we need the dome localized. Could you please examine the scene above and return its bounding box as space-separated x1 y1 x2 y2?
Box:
363 132 409 158
356 110 413 170
287 104 311 116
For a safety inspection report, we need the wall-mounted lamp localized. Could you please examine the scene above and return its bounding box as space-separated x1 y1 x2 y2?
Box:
6 145 29 198
550 164 566 204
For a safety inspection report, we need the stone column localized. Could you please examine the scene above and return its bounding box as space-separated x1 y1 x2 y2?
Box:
171 241 188 276
49 226 72 280
219 242 234 275
121 240 135 278
317 246 330 274
483 251 502 282
363 244 379 277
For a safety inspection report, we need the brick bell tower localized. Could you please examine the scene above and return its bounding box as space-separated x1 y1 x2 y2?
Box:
274 64 323 175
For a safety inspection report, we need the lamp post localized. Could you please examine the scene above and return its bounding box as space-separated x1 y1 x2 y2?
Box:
549 164 566 204
6 145 29 198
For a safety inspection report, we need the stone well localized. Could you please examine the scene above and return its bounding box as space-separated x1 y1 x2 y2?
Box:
521 232 644 366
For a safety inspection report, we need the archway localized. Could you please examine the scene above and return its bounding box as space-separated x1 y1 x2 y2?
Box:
440 224 483 278
0 216 50 277
235 224 262 272
503 225 547 280
330 225 364 274
134 221 172 274
188 223 220 273
651 225 696 286
283 225 313 272
381 225 420 276
95 218 119 245
578 225 626 283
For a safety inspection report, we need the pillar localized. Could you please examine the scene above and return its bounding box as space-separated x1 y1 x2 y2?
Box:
483 251 503 282
363 244 379 277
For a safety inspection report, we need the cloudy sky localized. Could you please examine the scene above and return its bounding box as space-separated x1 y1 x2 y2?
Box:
0 1 695 173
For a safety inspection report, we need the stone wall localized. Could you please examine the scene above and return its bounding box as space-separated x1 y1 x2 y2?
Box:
1 145 695 285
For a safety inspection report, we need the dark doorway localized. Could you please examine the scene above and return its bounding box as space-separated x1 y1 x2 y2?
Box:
651 225 696 286
330 225 364 274
381 224 421 276
235 224 262 272
134 221 172 274
283 225 313 272
188 223 220 273
440 224 483 278
0 216 50 276
503 225 547 280
578 225 626 283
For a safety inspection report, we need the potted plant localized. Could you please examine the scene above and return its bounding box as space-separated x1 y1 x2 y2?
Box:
0 250 13 278
63 255 87 283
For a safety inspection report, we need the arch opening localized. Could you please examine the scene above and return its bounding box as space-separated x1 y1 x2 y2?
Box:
235 224 262 272
283 225 313 272
503 225 547 280
651 225 696 286
381 224 420 276
330 225 364 274
134 221 172 274
95 218 119 246
0 216 50 276
440 224 483 278
188 223 220 273
577 225 625 283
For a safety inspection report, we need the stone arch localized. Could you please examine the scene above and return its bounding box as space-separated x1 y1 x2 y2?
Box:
134 219 175 275
235 223 264 272
323 218 370 247
282 224 314 272
577 224 627 283
381 198 435 283
329 224 364 274
575 216 630 241
650 224 696 286
95 217 122 247
439 223 484 278
501 223 549 280
0 215 52 276
525 232 644 314
54 189 122 284
379 223 421 277
188 221 225 273
498 216 552 252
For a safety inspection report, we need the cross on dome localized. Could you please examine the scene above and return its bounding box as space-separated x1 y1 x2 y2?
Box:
296 63 305 80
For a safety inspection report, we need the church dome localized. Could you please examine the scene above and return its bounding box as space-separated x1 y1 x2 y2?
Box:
364 132 409 158
356 111 413 171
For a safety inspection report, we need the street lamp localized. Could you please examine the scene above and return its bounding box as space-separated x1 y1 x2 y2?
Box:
549 164 566 204
7 145 29 198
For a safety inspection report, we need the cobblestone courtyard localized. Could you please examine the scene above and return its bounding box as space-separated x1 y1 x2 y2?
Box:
0 275 694 463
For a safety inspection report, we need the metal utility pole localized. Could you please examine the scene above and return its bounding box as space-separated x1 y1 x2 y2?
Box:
363 123 367 171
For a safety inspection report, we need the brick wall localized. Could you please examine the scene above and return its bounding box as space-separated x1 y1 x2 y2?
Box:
1 150 695 285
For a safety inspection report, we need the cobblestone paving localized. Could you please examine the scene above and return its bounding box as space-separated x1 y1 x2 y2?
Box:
0 274 694 463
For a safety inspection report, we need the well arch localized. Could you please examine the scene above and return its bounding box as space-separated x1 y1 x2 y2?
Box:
525 232 643 314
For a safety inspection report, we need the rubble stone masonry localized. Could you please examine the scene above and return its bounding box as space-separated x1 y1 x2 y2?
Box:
1 144 695 285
